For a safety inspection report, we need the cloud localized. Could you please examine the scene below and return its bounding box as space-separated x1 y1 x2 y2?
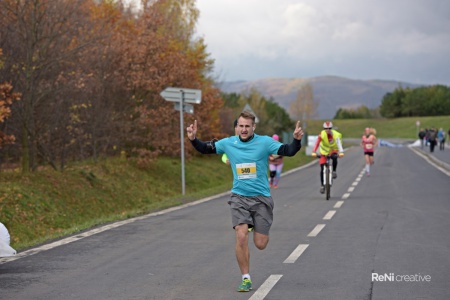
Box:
196 0 450 85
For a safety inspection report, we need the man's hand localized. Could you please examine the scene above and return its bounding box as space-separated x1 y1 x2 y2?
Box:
293 121 304 140
339 152 344 158
312 153 317 157
186 120 197 141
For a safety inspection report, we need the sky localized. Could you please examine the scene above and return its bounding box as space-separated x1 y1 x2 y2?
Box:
194 0 450 85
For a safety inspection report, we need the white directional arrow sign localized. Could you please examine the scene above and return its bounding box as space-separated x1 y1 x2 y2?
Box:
160 87 202 195
160 87 201 104
174 102 194 114
243 103 259 123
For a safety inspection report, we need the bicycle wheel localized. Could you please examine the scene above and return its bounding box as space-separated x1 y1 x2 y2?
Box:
325 165 331 200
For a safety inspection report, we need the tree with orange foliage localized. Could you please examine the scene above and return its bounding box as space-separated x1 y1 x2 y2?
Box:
0 49 20 148
0 0 225 171
0 82 20 148
115 0 224 166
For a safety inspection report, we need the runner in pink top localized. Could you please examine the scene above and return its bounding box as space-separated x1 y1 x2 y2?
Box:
268 134 283 188
360 127 377 176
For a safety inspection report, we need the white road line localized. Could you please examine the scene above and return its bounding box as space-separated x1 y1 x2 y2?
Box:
307 224 326 237
323 210 336 220
334 201 344 208
355 177 361 182
352 181 358 186
348 186 355 192
283 244 309 264
342 193 350 199
249 274 283 300
409 147 450 177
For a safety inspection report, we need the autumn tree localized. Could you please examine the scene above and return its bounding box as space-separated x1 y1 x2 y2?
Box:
116 0 223 165
0 0 224 171
0 0 113 171
289 82 318 129
0 50 21 151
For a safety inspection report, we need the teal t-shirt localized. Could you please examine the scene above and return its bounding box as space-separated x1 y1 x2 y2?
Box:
215 134 282 196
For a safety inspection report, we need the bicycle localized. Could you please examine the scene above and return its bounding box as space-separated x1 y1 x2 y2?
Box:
312 153 337 200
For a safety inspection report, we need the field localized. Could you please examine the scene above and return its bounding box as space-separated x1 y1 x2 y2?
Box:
304 116 449 139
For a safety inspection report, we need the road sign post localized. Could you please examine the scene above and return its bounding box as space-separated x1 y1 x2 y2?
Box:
160 87 201 195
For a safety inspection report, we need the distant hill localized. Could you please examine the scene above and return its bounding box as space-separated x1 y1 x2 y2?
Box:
218 76 423 119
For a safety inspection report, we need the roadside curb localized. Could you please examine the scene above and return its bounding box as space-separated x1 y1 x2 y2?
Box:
409 147 450 176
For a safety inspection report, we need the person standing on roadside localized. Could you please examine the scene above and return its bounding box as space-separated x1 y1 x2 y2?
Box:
418 128 426 149
428 127 438 153
437 128 445 151
187 111 303 292
448 128 450 146
268 134 284 189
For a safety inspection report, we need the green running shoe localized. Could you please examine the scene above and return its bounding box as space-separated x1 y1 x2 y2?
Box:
238 278 252 292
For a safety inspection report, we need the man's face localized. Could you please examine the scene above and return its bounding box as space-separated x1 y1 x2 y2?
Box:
237 117 255 140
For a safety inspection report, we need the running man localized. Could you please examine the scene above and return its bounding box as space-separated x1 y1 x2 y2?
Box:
311 121 344 194
187 111 303 292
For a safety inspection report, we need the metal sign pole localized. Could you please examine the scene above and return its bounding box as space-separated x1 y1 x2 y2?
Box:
160 86 201 196
180 91 186 195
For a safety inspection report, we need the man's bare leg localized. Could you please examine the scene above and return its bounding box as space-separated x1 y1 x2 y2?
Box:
253 231 269 250
235 224 250 274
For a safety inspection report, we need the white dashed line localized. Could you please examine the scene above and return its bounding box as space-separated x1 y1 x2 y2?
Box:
249 274 283 300
352 181 358 186
334 201 344 208
323 210 336 220
284 244 309 263
348 187 355 192
342 193 350 199
307 224 326 237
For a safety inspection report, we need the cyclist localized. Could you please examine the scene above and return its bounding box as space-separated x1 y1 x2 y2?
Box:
311 121 344 194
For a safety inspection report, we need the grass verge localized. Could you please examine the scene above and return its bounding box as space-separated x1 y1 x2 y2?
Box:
0 150 312 251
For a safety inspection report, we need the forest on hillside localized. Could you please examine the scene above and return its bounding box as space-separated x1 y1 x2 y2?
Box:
0 0 302 173
0 0 226 172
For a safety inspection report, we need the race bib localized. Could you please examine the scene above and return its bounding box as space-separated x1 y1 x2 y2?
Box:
366 144 373 150
236 163 257 179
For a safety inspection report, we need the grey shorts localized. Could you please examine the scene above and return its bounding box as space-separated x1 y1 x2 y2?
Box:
227 193 274 235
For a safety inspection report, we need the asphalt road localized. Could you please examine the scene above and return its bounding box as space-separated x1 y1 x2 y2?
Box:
1 145 449 300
